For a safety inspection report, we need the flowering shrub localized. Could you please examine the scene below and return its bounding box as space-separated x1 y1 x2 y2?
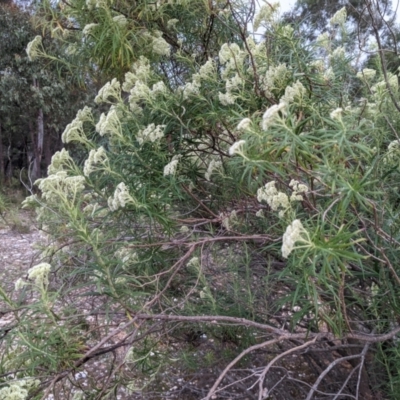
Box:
4 1 400 399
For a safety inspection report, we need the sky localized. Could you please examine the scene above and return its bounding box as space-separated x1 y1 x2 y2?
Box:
278 0 296 14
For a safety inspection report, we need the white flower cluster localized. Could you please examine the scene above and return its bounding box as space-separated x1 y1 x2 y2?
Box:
181 81 201 100
383 140 400 164
62 119 86 144
316 32 330 49
108 182 138 211
151 81 167 95
236 118 252 132
257 181 289 217
122 57 151 92
167 18 179 29
205 159 222 181
372 73 398 98
26 35 42 61
36 171 86 201
253 2 280 30
282 219 310 258
152 36 170 56
228 140 246 156
163 155 181 176
329 7 347 26
115 247 139 268
193 59 216 83
329 46 345 61
82 23 99 36
218 91 236 105
62 107 93 144
83 146 108 176
324 67 335 82
261 63 289 97
219 73 244 105
95 78 121 104
262 102 287 130
281 80 307 106
330 108 343 120
47 149 74 175
289 179 308 201
0 378 40 400
28 262 51 287
221 210 237 231
113 15 128 27
219 43 246 79
136 124 165 145
96 106 122 137
357 68 376 81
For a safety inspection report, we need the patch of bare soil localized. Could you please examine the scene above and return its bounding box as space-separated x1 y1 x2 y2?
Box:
0 211 42 291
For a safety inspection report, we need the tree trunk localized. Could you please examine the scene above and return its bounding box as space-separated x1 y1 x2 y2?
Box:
0 122 4 183
30 78 44 182
32 107 44 181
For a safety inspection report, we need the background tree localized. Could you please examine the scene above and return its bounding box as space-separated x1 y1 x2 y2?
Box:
0 2 88 183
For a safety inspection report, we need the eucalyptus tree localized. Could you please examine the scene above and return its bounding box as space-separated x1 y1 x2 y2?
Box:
0 2 88 182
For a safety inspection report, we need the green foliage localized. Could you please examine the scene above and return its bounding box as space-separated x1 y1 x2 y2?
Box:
3 1 400 399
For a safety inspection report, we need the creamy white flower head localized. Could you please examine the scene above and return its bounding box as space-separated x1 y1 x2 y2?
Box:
122 57 151 92
372 74 398 95
181 81 201 100
95 78 121 104
15 278 27 290
237 118 252 132
324 67 335 81
26 35 43 61
36 171 86 201
218 91 236 105
108 182 138 211
289 179 308 202
330 108 343 120
76 106 93 123
282 219 310 258
261 102 286 131
198 59 216 80
66 43 78 56
167 18 179 29
62 119 88 145
316 32 330 49
28 262 51 287
356 68 376 81
383 140 400 164
83 146 108 176
82 23 99 36
261 63 289 96
113 15 128 27
163 155 181 176
253 2 280 30
229 140 246 156
257 181 289 213
152 36 170 56
330 7 347 26
0 378 40 399
96 106 122 137
219 43 241 64
48 149 73 175
151 81 167 95
226 73 243 92
129 81 152 106
330 46 345 60
115 247 139 264
281 80 306 106
205 159 222 181
86 0 96 9
136 124 165 145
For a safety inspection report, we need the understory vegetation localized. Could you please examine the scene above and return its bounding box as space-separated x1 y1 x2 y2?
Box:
2 0 400 399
